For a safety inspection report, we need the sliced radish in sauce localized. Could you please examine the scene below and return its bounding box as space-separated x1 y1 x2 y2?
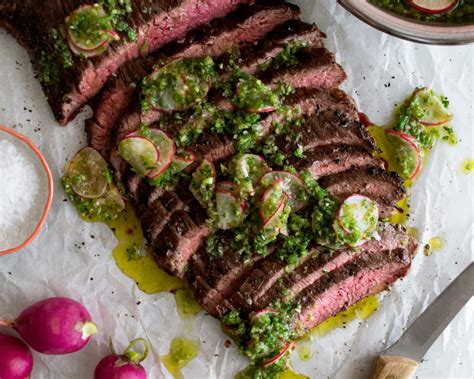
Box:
66 147 109 199
146 129 176 178
230 154 270 196
95 186 126 215
250 308 277 322
259 179 285 224
409 88 453 125
334 194 379 247
190 159 216 208
217 181 240 195
262 192 290 236
261 341 294 368
118 136 159 177
385 129 423 180
216 189 244 230
258 171 308 212
407 0 458 14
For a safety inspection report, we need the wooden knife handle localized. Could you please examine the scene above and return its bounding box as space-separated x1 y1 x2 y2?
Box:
371 355 419 379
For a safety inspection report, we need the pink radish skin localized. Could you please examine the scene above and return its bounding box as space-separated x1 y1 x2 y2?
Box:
13 297 97 355
94 355 147 379
94 338 149 379
385 129 422 180
407 0 458 14
0 334 33 379
261 341 294 368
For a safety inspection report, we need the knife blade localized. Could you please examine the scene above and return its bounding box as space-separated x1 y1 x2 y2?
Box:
371 262 474 379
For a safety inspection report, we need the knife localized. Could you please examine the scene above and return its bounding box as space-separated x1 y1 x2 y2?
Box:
371 262 474 379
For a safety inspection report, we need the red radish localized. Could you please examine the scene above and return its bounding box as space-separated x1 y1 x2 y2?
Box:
250 308 277 322
94 338 149 379
2 297 97 355
190 159 216 208
407 0 458 14
216 189 244 229
263 193 289 231
216 181 239 195
385 129 423 180
409 88 453 126
258 171 307 212
146 129 176 179
118 136 160 177
0 334 33 379
261 341 294 368
259 179 285 224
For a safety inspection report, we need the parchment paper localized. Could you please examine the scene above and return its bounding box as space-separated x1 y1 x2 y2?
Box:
0 1 472 378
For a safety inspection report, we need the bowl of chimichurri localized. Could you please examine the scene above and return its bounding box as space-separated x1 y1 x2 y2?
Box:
338 0 474 44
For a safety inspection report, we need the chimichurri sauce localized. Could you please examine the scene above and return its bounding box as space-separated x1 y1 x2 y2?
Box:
370 0 474 23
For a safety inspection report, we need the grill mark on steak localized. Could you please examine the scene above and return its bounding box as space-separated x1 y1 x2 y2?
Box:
1 0 251 125
87 2 303 151
319 167 406 218
227 223 412 317
290 144 385 179
293 236 417 333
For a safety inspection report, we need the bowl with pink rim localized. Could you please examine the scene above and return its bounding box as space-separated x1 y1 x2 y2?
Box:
0 125 53 255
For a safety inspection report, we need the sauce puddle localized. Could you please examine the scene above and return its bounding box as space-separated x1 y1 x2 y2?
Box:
161 337 199 379
104 205 184 294
460 158 474 175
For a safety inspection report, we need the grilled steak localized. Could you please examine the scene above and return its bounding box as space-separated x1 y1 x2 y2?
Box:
86 2 303 151
0 0 251 125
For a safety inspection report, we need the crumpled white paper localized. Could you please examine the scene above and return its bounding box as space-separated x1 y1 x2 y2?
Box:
0 1 473 378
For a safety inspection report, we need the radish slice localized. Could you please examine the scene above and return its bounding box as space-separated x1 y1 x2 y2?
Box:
409 88 453 125
95 186 126 215
250 308 277 322
260 179 285 224
146 129 176 178
173 150 196 171
66 147 109 199
118 136 159 176
258 171 308 212
262 192 290 237
333 194 379 246
407 0 458 14
216 190 244 230
66 5 116 57
385 129 423 180
190 159 216 208
142 57 214 112
261 341 294 368
230 154 270 196
217 181 239 195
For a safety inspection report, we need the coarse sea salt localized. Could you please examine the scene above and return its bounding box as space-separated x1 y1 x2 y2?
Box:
0 135 44 250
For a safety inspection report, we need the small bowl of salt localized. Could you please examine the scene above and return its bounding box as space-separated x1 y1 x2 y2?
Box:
0 125 53 255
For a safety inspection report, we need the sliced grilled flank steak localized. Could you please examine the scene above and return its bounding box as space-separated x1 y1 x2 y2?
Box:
261 47 347 89
0 0 250 125
293 233 417 333
228 223 411 316
290 144 385 179
87 2 303 151
106 20 328 154
319 167 405 218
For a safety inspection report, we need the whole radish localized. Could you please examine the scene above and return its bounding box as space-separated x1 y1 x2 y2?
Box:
1 297 97 355
0 333 33 379
94 338 149 379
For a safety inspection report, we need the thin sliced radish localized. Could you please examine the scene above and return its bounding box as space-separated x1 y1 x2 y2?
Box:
334 194 379 246
190 159 216 208
95 186 126 216
409 88 453 125
258 171 308 212
259 179 285 224
66 147 109 199
385 129 423 180
118 136 159 176
261 341 294 369
66 5 116 57
236 77 278 113
250 308 277 322
146 129 176 178
407 0 458 14
230 154 270 196
263 193 290 237
216 190 244 230
217 181 239 195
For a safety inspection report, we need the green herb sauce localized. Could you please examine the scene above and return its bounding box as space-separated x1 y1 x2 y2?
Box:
370 0 474 23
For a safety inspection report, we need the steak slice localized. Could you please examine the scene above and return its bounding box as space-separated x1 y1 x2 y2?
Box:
319 167 406 218
293 234 417 334
228 223 412 316
262 47 347 89
87 2 302 151
290 144 385 179
1 0 251 125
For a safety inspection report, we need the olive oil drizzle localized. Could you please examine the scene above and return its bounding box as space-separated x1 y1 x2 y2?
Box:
162 337 199 379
